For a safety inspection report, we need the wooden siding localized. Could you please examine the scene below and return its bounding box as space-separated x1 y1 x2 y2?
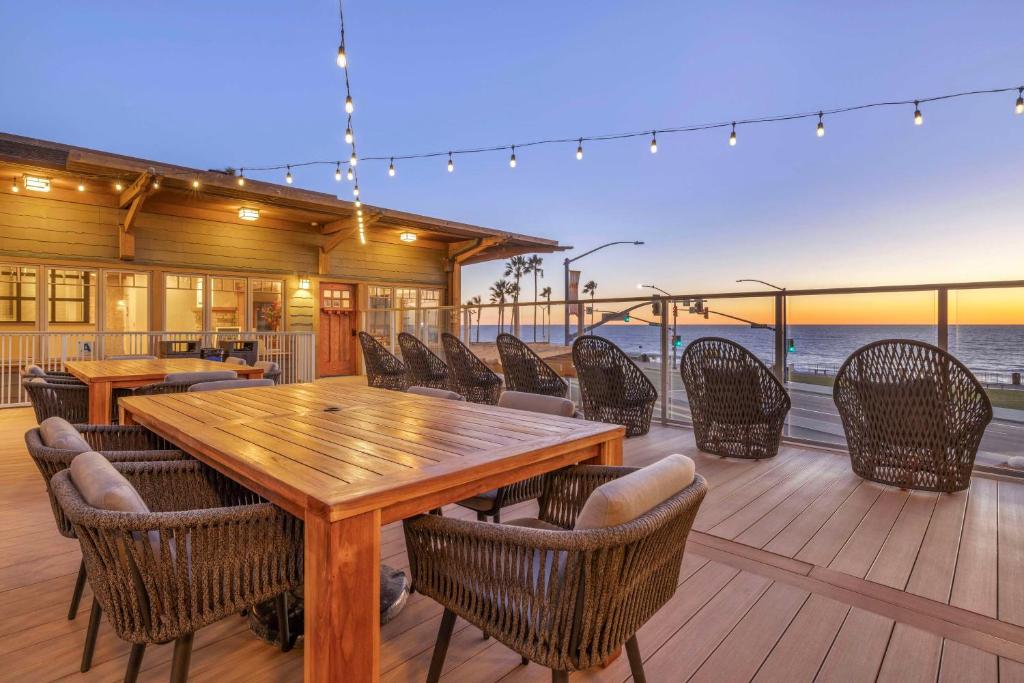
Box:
0 191 118 260
322 232 448 286
288 287 315 331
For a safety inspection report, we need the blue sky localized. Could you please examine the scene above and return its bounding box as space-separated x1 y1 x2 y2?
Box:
1 1 1022 305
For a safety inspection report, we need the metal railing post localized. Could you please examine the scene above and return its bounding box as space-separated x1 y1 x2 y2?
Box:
937 287 949 351
773 293 786 382
660 299 670 424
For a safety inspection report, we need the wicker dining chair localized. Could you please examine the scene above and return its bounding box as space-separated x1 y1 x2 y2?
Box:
405 460 707 682
495 333 569 398
23 378 90 424
52 457 304 682
679 337 791 460
440 332 503 404
22 364 84 383
572 335 658 437
188 378 275 391
129 370 240 399
397 332 451 391
24 418 186 620
254 360 282 384
358 331 407 391
833 339 992 493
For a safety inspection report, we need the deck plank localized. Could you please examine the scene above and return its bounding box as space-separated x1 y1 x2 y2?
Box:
950 478 999 618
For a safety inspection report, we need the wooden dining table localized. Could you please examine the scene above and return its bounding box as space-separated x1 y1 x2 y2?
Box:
119 381 624 682
65 357 264 425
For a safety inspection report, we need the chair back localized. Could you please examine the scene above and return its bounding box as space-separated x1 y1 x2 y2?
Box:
106 355 158 360
572 335 658 436
188 379 275 392
358 331 407 390
397 333 450 391
22 378 89 424
223 356 248 366
498 390 576 417
833 339 992 492
407 385 465 401
253 360 282 384
496 333 568 397
440 333 502 404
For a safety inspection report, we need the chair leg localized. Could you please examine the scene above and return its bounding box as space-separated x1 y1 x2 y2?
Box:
68 559 87 620
551 671 569 683
124 643 146 683
80 598 102 672
426 609 456 683
169 633 194 683
625 635 646 683
276 592 293 652
493 509 501 524
476 511 487 522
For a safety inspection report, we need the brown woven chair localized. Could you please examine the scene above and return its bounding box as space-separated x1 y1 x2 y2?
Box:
440 332 503 404
358 331 407 391
23 378 90 424
833 339 992 493
398 332 451 391
24 423 186 620
22 364 85 383
496 333 569 397
254 360 282 384
52 459 304 682
405 464 707 682
679 337 791 460
572 335 658 437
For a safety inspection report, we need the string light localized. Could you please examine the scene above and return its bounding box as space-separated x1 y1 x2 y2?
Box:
357 208 363 217
336 44 347 68
447 152 454 173
237 172 245 187
192 177 200 189
388 158 395 177
509 145 517 168
1016 88 1023 115
335 163 342 181
114 180 123 191
77 179 85 192
816 112 825 138
914 101 923 126
345 126 353 144
345 95 354 114
354 198 361 208
346 166 354 181
349 151 358 167
729 122 737 146
576 139 583 160
285 166 293 184
152 179 159 189
353 184 359 197
649 132 657 154
359 229 366 245
10 178 18 193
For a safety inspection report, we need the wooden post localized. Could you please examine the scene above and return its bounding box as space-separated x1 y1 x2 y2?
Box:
937 287 949 351
773 293 786 382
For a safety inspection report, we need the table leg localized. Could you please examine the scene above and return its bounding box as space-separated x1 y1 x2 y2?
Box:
304 510 381 683
88 381 112 425
585 436 623 466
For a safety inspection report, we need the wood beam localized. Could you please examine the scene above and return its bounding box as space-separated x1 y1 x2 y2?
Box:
118 184 155 260
321 219 350 235
318 215 381 274
118 172 154 208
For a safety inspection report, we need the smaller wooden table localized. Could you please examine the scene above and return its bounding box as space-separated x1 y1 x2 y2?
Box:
65 358 264 425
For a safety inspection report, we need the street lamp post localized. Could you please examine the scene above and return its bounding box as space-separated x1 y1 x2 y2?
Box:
736 278 787 381
639 283 679 369
562 241 644 345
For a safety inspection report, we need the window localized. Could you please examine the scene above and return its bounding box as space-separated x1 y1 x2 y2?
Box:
367 286 393 342
165 274 204 331
0 265 37 324
211 276 246 330
48 269 96 325
321 288 351 309
396 288 418 335
104 272 149 333
252 279 283 332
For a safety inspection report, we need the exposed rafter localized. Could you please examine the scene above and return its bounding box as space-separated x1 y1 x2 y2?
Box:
117 172 160 260
318 213 381 274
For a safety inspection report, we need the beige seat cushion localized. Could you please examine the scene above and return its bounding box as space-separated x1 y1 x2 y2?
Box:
504 517 565 531
498 391 576 417
69 451 150 513
407 386 465 401
188 378 275 392
164 370 237 384
223 356 248 366
39 417 92 453
574 454 696 530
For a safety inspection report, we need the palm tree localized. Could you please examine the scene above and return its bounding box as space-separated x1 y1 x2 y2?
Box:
489 280 509 333
582 280 597 329
505 281 521 333
467 295 483 342
526 255 544 341
503 255 529 336
540 286 552 341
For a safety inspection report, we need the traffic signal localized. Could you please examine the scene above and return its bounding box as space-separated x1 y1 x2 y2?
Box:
652 300 662 316
787 338 796 353
623 314 630 322
672 335 682 349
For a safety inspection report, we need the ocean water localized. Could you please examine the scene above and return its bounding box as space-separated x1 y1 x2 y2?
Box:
467 324 1024 380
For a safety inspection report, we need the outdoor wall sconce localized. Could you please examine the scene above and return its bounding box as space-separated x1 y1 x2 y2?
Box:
399 231 417 243
298 277 311 290
238 207 260 221
23 175 51 192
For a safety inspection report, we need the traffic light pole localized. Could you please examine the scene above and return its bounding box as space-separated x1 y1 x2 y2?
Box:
660 298 670 425
773 293 786 383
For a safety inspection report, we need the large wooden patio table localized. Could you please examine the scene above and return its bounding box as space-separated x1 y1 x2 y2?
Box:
120 382 624 682
65 358 264 425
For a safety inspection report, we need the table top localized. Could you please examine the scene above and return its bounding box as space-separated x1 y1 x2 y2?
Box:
121 383 623 522
65 358 263 382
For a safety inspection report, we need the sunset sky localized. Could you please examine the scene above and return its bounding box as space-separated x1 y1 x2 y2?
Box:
1 2 1021 324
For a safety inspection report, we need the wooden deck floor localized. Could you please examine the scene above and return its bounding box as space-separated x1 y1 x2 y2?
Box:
3 406 1024 682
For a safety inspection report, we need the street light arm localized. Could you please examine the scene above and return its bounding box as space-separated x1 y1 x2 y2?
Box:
736 278 784 291
567 240 644 264
641 284 672 297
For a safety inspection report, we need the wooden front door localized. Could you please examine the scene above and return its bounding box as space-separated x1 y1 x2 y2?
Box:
318 283 356 376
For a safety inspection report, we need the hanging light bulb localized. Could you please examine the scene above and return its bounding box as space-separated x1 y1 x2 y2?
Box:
192 177 200 189
649 132 658 154
345 126 353 144
729 122 737 146
11 178 18 193
354 198 361 208
913 101 923 126
816 112 825 138
152 179 160 190
345 95 354 114
335 163 342 182
447 152 454 173
349 151 358 167
353 184 359 197
359 229 366 245
1016 88 1023 115
114 180 124 192
77 179 86 192
285 166 293 184
357 208 363 217
346 166 354 181
576 138 583 160
509 146 517 168
237 171 245 187
336 44 347 68
388 158 396 177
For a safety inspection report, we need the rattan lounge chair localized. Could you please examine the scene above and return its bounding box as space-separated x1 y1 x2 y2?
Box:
397 332 451 391
358 331 407 391
833 339 992 492
23 378 90 424
440 332 503 404
405 458 707 682
572 335 658 437
496 333 569 397
52 457 303 682
679 337 791 459
24 418 186 620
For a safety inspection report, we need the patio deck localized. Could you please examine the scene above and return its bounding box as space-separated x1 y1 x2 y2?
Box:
3 404 1024 682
